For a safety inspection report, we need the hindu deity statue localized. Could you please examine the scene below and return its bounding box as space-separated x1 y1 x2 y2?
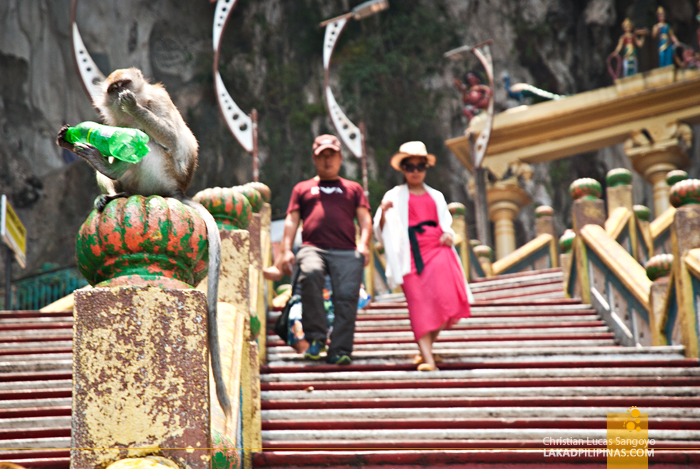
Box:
611 18 647 77
453 72 492 122
652 6 679 68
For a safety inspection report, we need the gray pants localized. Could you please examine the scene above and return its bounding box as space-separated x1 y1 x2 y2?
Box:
296 245 364 357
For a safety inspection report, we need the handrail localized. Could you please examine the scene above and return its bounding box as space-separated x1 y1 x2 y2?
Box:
605 207 631 242
684 248 700 279
578 224 652 346
492 233 556 276
580 225 651 307
650 206 675 253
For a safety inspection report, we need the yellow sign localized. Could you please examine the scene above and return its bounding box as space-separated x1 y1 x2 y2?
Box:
607 407 649 468
1 195 27 268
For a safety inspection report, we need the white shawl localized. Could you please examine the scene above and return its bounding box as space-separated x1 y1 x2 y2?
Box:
373 183 474 302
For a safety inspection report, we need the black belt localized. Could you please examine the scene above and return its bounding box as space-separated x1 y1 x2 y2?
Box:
408 220 438 275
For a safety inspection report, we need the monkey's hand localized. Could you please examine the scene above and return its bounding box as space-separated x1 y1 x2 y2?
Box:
117 89 138 114
56 125 75 152
73 142 104 163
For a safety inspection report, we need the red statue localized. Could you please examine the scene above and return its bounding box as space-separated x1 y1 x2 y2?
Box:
454 72 492 122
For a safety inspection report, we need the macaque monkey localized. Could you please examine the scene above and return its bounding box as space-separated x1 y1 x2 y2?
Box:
57 68 231 417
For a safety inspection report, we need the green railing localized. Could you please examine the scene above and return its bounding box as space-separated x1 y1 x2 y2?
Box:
1 266 88 310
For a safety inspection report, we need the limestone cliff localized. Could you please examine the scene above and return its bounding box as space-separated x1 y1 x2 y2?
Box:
1 0 698 278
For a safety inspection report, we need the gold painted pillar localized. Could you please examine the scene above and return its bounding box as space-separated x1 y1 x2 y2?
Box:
624 121 691 218
487 179 531 260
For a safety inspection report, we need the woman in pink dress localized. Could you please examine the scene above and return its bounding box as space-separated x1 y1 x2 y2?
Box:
374 141 473 371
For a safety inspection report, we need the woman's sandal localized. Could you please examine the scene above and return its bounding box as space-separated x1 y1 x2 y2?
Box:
417 363 439 371
413 354 443 365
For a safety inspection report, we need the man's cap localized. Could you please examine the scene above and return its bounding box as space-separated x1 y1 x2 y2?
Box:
390 141 437 171
312 134 342 156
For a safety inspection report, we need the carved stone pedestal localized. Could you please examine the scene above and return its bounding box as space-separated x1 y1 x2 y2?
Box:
624 121 691 219
487 181 530 260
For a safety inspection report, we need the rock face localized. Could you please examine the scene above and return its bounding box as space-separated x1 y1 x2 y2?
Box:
1 0 699 278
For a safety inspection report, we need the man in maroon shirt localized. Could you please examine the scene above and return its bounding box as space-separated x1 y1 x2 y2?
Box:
276 134 372 365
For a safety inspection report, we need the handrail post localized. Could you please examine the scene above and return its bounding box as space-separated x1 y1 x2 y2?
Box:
646 254 674 345
534 205 558 268
448 203 470 279
670 179 700 358
559 230 575 298
570 179 606 304
606 169 638 260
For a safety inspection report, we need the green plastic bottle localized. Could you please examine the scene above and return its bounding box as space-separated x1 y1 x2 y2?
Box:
64 121 149 163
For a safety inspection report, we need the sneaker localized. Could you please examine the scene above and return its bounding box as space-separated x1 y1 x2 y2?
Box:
326 354 352 366
304 340 326 360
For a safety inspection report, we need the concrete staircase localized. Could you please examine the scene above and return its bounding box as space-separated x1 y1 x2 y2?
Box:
2 268 700 468
256 268 700 468
0 309 72 468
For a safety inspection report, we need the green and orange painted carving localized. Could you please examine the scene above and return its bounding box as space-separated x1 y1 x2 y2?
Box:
474 245 494 261
76 196 208 288
605 168 632 187
559 229 575 254
211 429 239 469
236 185 263 213
535 205 554 218
633 205 651 222
670 179 700 208
193 187 253 230
447 202 466 216
569 178 602 201
666 170 688 187
646 254 674 281
245 182 271 204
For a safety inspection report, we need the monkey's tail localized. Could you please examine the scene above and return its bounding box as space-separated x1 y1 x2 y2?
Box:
183 198 232 418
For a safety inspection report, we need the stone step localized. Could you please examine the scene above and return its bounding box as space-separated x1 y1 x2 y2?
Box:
267 339 618 355
0 341 72 351
261 376 700 391
260 427 700 441
0 380 72 391
254 448 700 467
0 353 72 362
267 353 686 367
0 330 73 340
351 315 601 329
349 326 612 339
266 332 617 348
472 284 564 300
261 405 700 421
260 417 700 430
261 385 700 401
469 274 563 293
0 360 72 373
0 416 71 429
0 436 70 449
266 345 685 366
0 398 71 409
0 317 74 325
261 365 700 382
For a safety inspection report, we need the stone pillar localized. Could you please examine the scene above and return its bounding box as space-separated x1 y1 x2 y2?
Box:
606 169 634 213
605 168 638 260
535 205 556 238
569 179 606 304
670 179 700 358
634 205 653 264
559 229 575 298
448 202 469 277
473 245 494 278
534 205 558 270
645 254 674 346
487 180 530 260
624 121 691 218
73 196 211 469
